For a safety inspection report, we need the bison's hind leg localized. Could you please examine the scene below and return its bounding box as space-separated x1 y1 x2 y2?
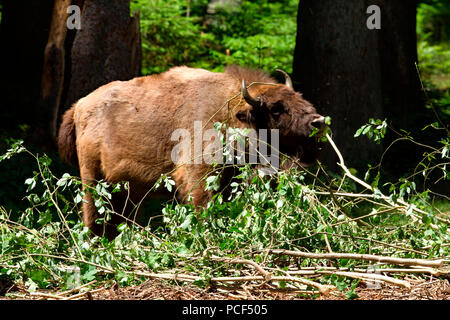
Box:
79 165 106 238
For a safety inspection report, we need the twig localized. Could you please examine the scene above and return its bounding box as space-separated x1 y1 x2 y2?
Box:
56 280 97 297
210 275 335 295
287 266 442 276
319 270 411 289
30 292 66 300
267 249 444 268
326 133 448 226
65 287 106 300
211 255 271 281
30 286 106 300
132 271 335 295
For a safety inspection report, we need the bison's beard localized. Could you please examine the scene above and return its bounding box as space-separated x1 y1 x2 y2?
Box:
279 136 323 169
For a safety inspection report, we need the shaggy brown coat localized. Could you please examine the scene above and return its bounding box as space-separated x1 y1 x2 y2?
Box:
58 66 323 238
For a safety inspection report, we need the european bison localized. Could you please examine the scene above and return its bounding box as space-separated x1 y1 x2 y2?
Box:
58 66 325 238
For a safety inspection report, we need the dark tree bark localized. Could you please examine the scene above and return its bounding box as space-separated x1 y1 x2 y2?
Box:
40 0 73 145
64 0 141 108
0 0 141 150
293 0 424 175
376 0 426 176
0 0 54 131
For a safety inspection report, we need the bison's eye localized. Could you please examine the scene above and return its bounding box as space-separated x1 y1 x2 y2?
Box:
270 104 285 117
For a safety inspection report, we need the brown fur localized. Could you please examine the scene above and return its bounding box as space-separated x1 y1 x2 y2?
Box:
225 65 276 84
58 66 324 239
58 106 78 166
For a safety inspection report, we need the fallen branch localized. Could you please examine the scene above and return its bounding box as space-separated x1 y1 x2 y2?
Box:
30 292 66 300
267 249 444 268
326 133 448 227
211 255 271 281
287 266 443 277
210 275 335 295
133 271 335 295
30 286 105 300
317 270 410 289
56 280 97 297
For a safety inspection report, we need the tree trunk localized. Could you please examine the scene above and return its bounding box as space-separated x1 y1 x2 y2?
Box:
0 0 141 150
0 0 54 132
293 0 423 175
40 0 72 144
376 0 426 176
64 0 141 108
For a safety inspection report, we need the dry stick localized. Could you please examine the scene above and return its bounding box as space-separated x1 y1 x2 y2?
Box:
325 133 447 227
314 207 334 253
65 287 106 300
211 275 335 295
56 280 97 297
30 292 67 300
318 270 411 289
329 207 399 228
287 269 411 289
267 249 444 268
132 271 335 295
31 287 106 300
318 232 429 256
287 267 442 276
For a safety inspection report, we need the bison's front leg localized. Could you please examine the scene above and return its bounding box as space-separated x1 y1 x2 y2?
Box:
79 165 132 240
79 177 106 238
172 165 212 206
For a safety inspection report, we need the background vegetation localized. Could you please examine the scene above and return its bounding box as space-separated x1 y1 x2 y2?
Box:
131 0 298 74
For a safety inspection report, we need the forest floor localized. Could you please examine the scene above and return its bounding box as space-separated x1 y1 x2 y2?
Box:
1 277 449 300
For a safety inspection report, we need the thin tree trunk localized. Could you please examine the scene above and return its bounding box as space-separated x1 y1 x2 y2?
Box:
0 0 54 133
38 0 141 146
293 0 424 175
40 0 72 145
375 0 426 177
293 0 383 172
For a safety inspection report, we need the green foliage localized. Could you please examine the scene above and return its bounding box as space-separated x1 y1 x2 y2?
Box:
418 41 450 89
417 0 450 44
131 0 298 74
0 128 448 297
354 119 387 144
207 0 298 73
131 0 216 74
417 0 450 89
0 0 449 298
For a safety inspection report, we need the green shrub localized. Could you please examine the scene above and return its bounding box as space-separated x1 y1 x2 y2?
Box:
131 0 298 74
0 119 448 296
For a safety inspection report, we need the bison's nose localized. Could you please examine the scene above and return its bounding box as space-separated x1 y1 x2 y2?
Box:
311 116 326 129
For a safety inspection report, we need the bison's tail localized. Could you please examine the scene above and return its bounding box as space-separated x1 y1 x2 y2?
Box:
57 106 78 167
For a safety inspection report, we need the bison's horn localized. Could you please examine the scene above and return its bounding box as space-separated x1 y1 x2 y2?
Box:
276 69 293 89
241 80 260 108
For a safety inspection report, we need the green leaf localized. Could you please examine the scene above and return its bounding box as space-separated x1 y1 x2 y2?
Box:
82 266 98 282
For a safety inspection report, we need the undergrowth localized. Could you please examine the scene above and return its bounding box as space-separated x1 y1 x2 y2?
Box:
0 120 448 299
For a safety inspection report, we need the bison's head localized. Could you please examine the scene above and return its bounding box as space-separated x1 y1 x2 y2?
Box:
235 71 326 167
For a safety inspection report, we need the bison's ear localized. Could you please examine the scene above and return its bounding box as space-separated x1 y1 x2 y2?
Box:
235 110 253 123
